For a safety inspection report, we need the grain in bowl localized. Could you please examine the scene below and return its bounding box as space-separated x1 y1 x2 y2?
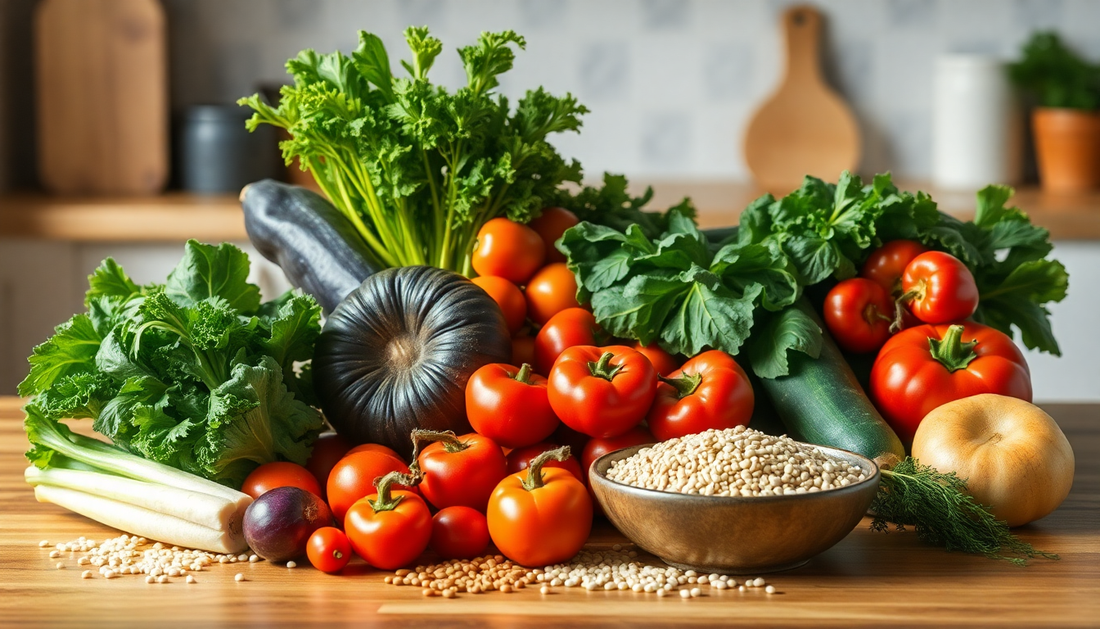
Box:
605 425 869 497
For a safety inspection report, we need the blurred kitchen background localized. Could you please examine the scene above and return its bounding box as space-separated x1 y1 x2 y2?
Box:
1 0 1098 400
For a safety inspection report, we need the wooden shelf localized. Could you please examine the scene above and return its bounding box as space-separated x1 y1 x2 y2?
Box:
1 182 1098 242
0 192 244 242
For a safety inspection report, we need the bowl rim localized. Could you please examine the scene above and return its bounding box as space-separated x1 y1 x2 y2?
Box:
590 441 882 504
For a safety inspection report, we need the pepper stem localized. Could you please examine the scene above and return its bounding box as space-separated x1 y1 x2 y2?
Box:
587 351 623 381
928 324 979 373
659 373 703 399
514 363 534 385
521 446 571 492
367 470 420 513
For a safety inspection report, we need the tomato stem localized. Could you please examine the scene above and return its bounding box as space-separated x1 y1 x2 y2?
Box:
587 351 623 381
891 286 923 333
514 363 534 385
411 429 469 457
521 446 571 492
368 470 420 513
928 324 979 373
658 373 703 399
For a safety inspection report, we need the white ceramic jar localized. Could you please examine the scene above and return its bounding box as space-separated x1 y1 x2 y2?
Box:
932 55 1022 190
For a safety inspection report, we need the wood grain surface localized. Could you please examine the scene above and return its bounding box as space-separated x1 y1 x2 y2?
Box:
0 396 1097 628
35 0 168 195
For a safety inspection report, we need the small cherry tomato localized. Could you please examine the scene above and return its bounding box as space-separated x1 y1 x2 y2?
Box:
307 527 352 574
487 447 592 566
511 335 536 369
472 275 527 335
534 308 601 374
242 462 323 500
631 341 681 377
861 240 927 294
305 433 352 499
471 218 546 284
327 451 416 523
345 474 432 570
548 345 658 438
346 443 404 460
529 207 580 264
430 506 491 559
466 363 559 449
901 251 979 324
506 441 584 482
646 350 754 442
525 263 581 325
823 278 896 354
871 322 1032 445
415 431 509 512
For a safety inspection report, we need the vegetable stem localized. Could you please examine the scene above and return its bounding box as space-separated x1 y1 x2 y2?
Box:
927 325 979 373
521 446 571 491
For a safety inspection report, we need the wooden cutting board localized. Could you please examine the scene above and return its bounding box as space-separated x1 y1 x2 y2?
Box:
35 0 168 195
743 5 860 194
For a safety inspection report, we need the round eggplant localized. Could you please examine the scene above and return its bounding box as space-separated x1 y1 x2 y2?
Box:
313 266 512 459
243 486 333 562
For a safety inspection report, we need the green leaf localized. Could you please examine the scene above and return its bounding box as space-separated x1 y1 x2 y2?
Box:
85 258 141 307
711 241 800 311
260 293 322 394
660 268 761 357
199 356 324 487
746 307 824 379
18 314 103 397
591 273 691 347
164 241 261 315
975 259 1069 355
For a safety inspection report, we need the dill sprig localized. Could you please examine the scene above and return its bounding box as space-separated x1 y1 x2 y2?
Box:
870 456 1059 566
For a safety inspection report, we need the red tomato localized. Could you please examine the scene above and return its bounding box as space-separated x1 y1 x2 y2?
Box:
430 506 490 559
823 278 896 354
580 426 655 481
529 207 580 264
472 276 527 335
506 442 584 482
471 218 546 284
345 481 432 570
901 251 979 324
416 432 509 512
646 350 754 442
511 335 536 369
327 451 415 523
861 240 927 294
525 263 581 325
487 448 592 566
346 443 404 460
870 322 1032 445
466 363 559 449
534 308 601 375
242 462 323 500
631 341 681 377
305 433 352 499
307 527 351 574
548 345 658 439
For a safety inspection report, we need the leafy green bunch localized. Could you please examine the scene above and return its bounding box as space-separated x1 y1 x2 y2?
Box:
20 241 324 488
239 27 588 275
1009 31 1100 110
739 171 1069 355
559 209 804 368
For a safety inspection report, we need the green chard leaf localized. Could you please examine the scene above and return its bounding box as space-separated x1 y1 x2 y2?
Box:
746 306 824 379
165 240 261 315
18 314 103 398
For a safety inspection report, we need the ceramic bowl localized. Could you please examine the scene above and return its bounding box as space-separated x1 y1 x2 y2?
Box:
590 443 880 574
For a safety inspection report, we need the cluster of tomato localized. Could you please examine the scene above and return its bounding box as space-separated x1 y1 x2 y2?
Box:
823 242 1033 445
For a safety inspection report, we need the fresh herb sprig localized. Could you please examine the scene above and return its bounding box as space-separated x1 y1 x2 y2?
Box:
871 456 1058 565
1009 31 1100 111
240 27 587 275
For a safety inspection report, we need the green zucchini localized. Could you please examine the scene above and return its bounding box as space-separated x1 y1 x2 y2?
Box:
754 299 905 461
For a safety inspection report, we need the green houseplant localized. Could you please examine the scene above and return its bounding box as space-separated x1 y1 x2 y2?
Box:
1009 32 1100 192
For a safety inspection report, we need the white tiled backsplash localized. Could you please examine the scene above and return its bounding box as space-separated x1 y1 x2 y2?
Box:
162 0 1098 181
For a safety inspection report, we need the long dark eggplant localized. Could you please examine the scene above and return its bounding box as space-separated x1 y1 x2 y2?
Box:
241 180 380 313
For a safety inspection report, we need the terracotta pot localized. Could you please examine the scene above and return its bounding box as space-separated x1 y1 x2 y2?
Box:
1032 108 1100 192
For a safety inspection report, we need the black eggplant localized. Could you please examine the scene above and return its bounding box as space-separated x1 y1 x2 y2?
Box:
241 180 380 312
312 266 512 460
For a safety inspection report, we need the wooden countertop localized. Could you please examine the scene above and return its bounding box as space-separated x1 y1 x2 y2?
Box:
1 396 1097 628
2 180 1099 242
